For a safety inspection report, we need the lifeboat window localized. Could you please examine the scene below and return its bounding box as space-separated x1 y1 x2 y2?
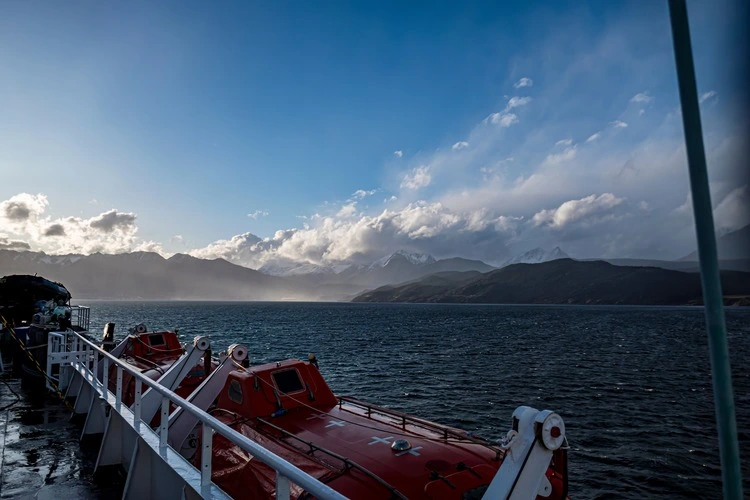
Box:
149 334 166 347
272 369 304 394
228 379 243 404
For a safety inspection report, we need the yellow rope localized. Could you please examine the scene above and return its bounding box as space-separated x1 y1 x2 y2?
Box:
0 315 75 412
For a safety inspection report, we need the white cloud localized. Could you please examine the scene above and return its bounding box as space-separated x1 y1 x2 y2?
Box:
247 210 269 219
134 240 171 257
505 96 532 110
190 232 265 265
543 146 577 166
0 193 48 225
513 77 533 88
0 192 144 255
400 166 432 190
43 223 65 237
630 92 653 104
484 95 531 128
532 193 625 228
555 138 573 147
89 210 137 233
190 201 522 268
393 150 403 158
352 189 377 199
0 234 31 251
486 111 518 127
585 132 602 143
452 141 469 151
699 90 717 104
638 109 645 116
610 120 628 129
336 202 358 218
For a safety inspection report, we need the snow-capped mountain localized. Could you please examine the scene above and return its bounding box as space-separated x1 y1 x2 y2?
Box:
259 251 436 277
502 247 569 267
370 250 436 269
6 251 82 267
258 259 353 277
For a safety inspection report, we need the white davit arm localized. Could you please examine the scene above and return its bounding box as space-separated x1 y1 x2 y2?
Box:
167 343 248 451
483 406 566 500
139 335 211 423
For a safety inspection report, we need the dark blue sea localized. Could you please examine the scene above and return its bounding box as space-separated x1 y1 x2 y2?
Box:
86 302 749 499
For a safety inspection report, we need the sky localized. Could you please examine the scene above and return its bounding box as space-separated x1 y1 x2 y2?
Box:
1 0 748 269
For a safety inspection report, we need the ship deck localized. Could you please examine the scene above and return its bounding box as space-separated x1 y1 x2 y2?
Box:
0 375 123 499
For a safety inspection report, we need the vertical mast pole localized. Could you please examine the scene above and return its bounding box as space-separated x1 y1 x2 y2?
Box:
667 1 743 498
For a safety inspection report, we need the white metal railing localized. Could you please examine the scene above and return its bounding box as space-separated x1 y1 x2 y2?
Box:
70 305 90 331
59 330 347 500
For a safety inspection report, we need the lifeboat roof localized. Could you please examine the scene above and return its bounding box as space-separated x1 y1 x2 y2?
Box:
214 359 503 499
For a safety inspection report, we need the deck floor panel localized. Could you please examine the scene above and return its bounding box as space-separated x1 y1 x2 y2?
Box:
0 376 124 499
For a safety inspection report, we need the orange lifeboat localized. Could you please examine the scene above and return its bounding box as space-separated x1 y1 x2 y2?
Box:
105 326 216 407
190 358 569 499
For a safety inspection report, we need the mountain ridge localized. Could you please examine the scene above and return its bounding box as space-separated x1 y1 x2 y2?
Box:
502 246 569 267
4 236 748 302
352 258 750 305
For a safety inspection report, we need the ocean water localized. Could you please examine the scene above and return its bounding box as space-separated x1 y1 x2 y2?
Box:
86 301 750 499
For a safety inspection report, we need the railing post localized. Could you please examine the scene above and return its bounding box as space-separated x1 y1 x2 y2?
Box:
276 474 291 500
102 358 109 398
116 366 123 410
65 331 349 500
160 398 169 449
134 378 142 429
46 337 54 391
201 424 213 486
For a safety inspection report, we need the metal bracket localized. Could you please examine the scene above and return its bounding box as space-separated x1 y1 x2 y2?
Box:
483 406 565 499
139 336 211 424
167 344 247 453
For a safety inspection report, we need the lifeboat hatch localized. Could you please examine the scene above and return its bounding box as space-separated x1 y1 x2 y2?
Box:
148 333 166 346
272 368 305 394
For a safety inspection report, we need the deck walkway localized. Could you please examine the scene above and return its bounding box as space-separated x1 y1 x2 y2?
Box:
0 375 122 499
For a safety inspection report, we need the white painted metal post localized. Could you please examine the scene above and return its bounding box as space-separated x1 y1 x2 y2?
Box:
116 366 123 410
66 330 348 500
201 425 213 486
46 338 54 391
102 358 109 398
276 474 291 500
160 398 169 449
134 379 142 430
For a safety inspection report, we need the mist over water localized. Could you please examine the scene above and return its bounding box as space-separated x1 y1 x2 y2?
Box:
87 301 750 499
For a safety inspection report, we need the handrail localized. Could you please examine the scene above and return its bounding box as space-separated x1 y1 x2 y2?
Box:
67 330 348 500
70 305 90 331
338 396 502 457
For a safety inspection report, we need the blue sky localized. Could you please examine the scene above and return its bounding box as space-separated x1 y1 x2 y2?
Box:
0 0 747 267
